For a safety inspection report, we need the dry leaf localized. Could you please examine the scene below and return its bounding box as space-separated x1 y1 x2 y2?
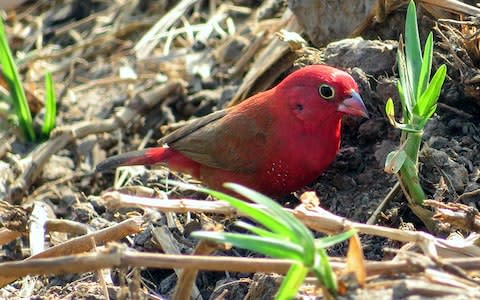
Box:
345 233 366 286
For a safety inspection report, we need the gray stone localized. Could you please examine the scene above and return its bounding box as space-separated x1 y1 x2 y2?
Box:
421 146 469 194
324 38 397 75
288 0 377 47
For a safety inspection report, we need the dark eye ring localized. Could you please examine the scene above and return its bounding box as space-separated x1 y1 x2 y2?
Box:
319 84 335 100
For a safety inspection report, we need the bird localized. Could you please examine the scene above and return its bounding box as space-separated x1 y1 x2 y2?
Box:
96 65 368 197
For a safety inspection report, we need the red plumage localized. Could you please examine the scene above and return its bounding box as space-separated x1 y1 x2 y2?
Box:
97 65 368 196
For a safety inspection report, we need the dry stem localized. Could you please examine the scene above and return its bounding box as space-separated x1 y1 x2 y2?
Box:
2 245 480 284
99 191 480 258
0 217 143 287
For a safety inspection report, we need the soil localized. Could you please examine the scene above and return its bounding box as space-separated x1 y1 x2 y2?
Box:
1 1 480 299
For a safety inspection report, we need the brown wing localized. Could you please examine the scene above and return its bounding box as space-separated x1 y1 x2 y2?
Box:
158 110 227 145
159 99 272 173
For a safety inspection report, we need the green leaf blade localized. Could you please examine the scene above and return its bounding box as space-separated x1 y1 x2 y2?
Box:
0 18 35 141
397 40 414 118
41 71 57 139
192 231 305 260
234 220 283 240
404 0 422 99
276 263 309 300
315 230 356 249
416 32 433 102
418 64 446 119
313 249 337 294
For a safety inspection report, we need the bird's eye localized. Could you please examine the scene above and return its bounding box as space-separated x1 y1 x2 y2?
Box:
318 84 335 100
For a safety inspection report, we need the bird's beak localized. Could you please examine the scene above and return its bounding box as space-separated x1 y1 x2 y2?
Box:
337 90 369 118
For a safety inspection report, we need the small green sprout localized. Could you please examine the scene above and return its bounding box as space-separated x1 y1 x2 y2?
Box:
0 18 57 142
385 0 447 206
181 182 355 299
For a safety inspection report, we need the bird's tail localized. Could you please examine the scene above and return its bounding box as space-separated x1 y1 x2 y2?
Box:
96 147 169 172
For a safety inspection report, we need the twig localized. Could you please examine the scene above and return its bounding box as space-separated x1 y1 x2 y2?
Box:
173 240 217 300
0 218 89 246
100 191 239 215
90 237 110 300
34 218 142 258
0 217 143 287
227 31 267 76
0 228 22 246
0 246 124 281
392 279 476 298
45 219 90 235
29 202 49 255
456 188 480 203
152 226 203 300
49 3 127 37
367 182 401 225
98 192 480 258
12 0 45 21
3 245 480 284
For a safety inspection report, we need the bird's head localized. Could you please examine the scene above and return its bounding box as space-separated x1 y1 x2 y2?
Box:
276 65 368 123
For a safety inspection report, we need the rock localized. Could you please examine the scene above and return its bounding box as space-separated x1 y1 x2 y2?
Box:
288 0 376 47
421 146 469 194
324 38 397 75
350 67 376 113
427 136 450 149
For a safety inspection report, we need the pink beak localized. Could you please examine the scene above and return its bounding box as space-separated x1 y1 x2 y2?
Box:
337 90 369 118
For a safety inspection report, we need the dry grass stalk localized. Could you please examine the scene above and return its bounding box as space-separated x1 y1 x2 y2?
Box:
0 217 143 287
0 228 22 245
99 191 480 258
152 226 203 300
173 239 219 300
2 244 480 289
